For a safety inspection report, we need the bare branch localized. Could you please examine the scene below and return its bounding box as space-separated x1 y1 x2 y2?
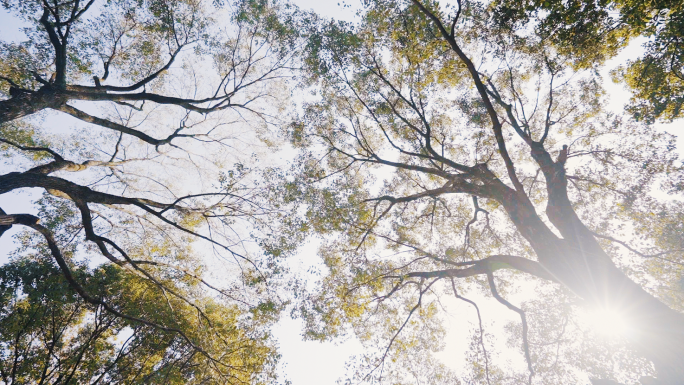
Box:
487 271 534 384
591 230 684 266
405 254 556 282
450 278 490 385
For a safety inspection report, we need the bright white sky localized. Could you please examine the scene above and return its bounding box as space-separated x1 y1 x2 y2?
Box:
0 1 679 384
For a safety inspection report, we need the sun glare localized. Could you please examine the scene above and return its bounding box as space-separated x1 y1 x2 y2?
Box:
581 307 631 338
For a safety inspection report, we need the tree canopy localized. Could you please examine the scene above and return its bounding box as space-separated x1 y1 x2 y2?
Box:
490 0 684 123
2 0 684 384
0 256 278 384
286 0 684 384
0 0 301 383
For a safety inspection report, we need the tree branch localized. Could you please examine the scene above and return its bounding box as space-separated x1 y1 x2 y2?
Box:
591 230 684 266
487 271 534 384
9 214 237 372
405 254 556 282
57 104 186 147
410 0 525 195
0 138 64 160
451 278 490 385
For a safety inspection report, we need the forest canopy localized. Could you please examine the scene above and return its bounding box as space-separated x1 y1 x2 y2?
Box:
0 0 300 383
1 0 684 384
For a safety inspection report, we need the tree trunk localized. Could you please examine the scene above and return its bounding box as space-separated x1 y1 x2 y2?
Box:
492 145 684 384
0 89 66 123
545 205 684 383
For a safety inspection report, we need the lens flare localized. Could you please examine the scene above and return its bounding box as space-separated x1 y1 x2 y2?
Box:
582 307 631 337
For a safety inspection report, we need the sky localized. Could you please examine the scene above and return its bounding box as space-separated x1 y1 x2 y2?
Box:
0 1 680 384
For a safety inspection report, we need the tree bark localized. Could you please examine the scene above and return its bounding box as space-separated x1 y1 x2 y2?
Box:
490 144 684 384
0 89 67 123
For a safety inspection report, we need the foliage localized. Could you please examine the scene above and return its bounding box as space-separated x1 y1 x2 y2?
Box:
285 0 684 383
490 0 684 123
3 0 684 383
0 256 279 384
0 0 304 382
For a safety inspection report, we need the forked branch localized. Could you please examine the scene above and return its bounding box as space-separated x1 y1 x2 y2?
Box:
487 271 534 384
410 0 526 196
450 278 490 385
5 212 239 373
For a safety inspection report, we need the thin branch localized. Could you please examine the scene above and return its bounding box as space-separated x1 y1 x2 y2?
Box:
9 214 236 372
590 230 684 266
487 271 534 384
0 138 64 160
366 278 439 382
451 278 490 385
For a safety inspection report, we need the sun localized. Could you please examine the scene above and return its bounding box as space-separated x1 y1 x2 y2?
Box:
580 306 632 338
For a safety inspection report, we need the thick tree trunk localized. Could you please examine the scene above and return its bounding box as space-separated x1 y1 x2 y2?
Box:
0 89 66 123
503 202 684 382
540 237 684 384
545 198 684 382
464 151 684 383
494 144 684 384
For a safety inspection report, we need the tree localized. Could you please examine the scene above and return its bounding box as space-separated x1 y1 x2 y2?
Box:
490 0 684 123
289 0 684 383
0 256 278 384
0 0 301 381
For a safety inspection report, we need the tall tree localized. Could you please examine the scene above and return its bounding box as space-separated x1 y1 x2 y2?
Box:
0 0 301 381
290 0 684 383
